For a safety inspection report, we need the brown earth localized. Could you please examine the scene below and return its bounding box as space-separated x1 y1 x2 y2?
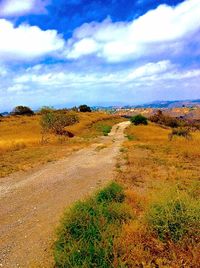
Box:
0 121 130 268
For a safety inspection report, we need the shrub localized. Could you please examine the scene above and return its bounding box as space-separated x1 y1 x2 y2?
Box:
146 189 200 242
130 114 148 126
168 127 192 141
39 106 55 115
71 106 79 112
40 111 79 136
79 104 91 112
149 110 180 128
54 182 131 267
101 125 112 136
11 106 34 116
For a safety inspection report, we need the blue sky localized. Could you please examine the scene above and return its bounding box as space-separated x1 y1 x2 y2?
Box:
0 0 200 111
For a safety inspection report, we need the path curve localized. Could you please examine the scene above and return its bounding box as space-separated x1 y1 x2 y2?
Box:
0 121 130 268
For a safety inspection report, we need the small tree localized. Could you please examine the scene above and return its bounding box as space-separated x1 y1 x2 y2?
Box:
130 114 148 125
11 106 34 116
79 105 91 112
40 111 79 136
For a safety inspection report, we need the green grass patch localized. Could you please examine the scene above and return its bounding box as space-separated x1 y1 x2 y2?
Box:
54 182 132 267
101 125 112 136
125 134 137 141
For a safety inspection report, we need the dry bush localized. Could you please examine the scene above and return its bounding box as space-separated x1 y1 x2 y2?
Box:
114 221 200 268
149 110 181 128
168 127 192 141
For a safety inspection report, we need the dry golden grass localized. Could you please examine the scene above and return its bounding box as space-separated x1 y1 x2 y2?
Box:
118 123 200 190
0 112 123 177
115 123 200 267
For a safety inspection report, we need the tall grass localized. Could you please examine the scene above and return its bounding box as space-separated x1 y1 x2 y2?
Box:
146 187 200 242
114 186 200 267
54 182 132 267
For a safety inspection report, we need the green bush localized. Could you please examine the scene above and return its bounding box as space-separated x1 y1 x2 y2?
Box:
130 114 148 126
79 104 91 112
54 182 131 267
146 189 200 242
101 125 112 136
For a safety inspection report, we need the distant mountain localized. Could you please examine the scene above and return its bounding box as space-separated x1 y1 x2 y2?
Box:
1 112 9 116
134 99 200 109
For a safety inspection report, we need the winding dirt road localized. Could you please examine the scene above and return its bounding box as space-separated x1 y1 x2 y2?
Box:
0 121 130 268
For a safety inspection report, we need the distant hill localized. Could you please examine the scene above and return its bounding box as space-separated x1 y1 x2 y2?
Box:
1 112 9 116
134 99 200 109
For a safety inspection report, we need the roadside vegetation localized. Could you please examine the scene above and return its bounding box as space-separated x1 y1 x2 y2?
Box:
54 182 132 267
54 121 200 267
115 123 200 267
0 109 123 177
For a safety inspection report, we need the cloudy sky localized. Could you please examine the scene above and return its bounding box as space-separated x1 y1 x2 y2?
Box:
0 0 200 111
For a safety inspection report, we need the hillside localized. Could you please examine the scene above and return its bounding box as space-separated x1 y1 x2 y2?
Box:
0 112 123 177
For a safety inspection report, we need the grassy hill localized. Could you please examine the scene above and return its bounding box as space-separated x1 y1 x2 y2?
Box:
0 112 123 177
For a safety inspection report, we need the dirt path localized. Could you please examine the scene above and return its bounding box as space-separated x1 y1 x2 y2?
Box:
0 121 130 268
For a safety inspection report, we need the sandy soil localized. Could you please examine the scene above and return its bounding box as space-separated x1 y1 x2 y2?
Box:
0 121 130 268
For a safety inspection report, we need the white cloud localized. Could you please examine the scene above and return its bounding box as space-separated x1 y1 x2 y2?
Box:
13 60 200 90
0 0 49 16
127 60 173 80
2 60 200 111
67 38 99 59
0 19 65 61
7 84 29 93
66 0 200 62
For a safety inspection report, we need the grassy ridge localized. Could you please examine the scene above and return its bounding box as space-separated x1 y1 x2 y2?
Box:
54 182 132 268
